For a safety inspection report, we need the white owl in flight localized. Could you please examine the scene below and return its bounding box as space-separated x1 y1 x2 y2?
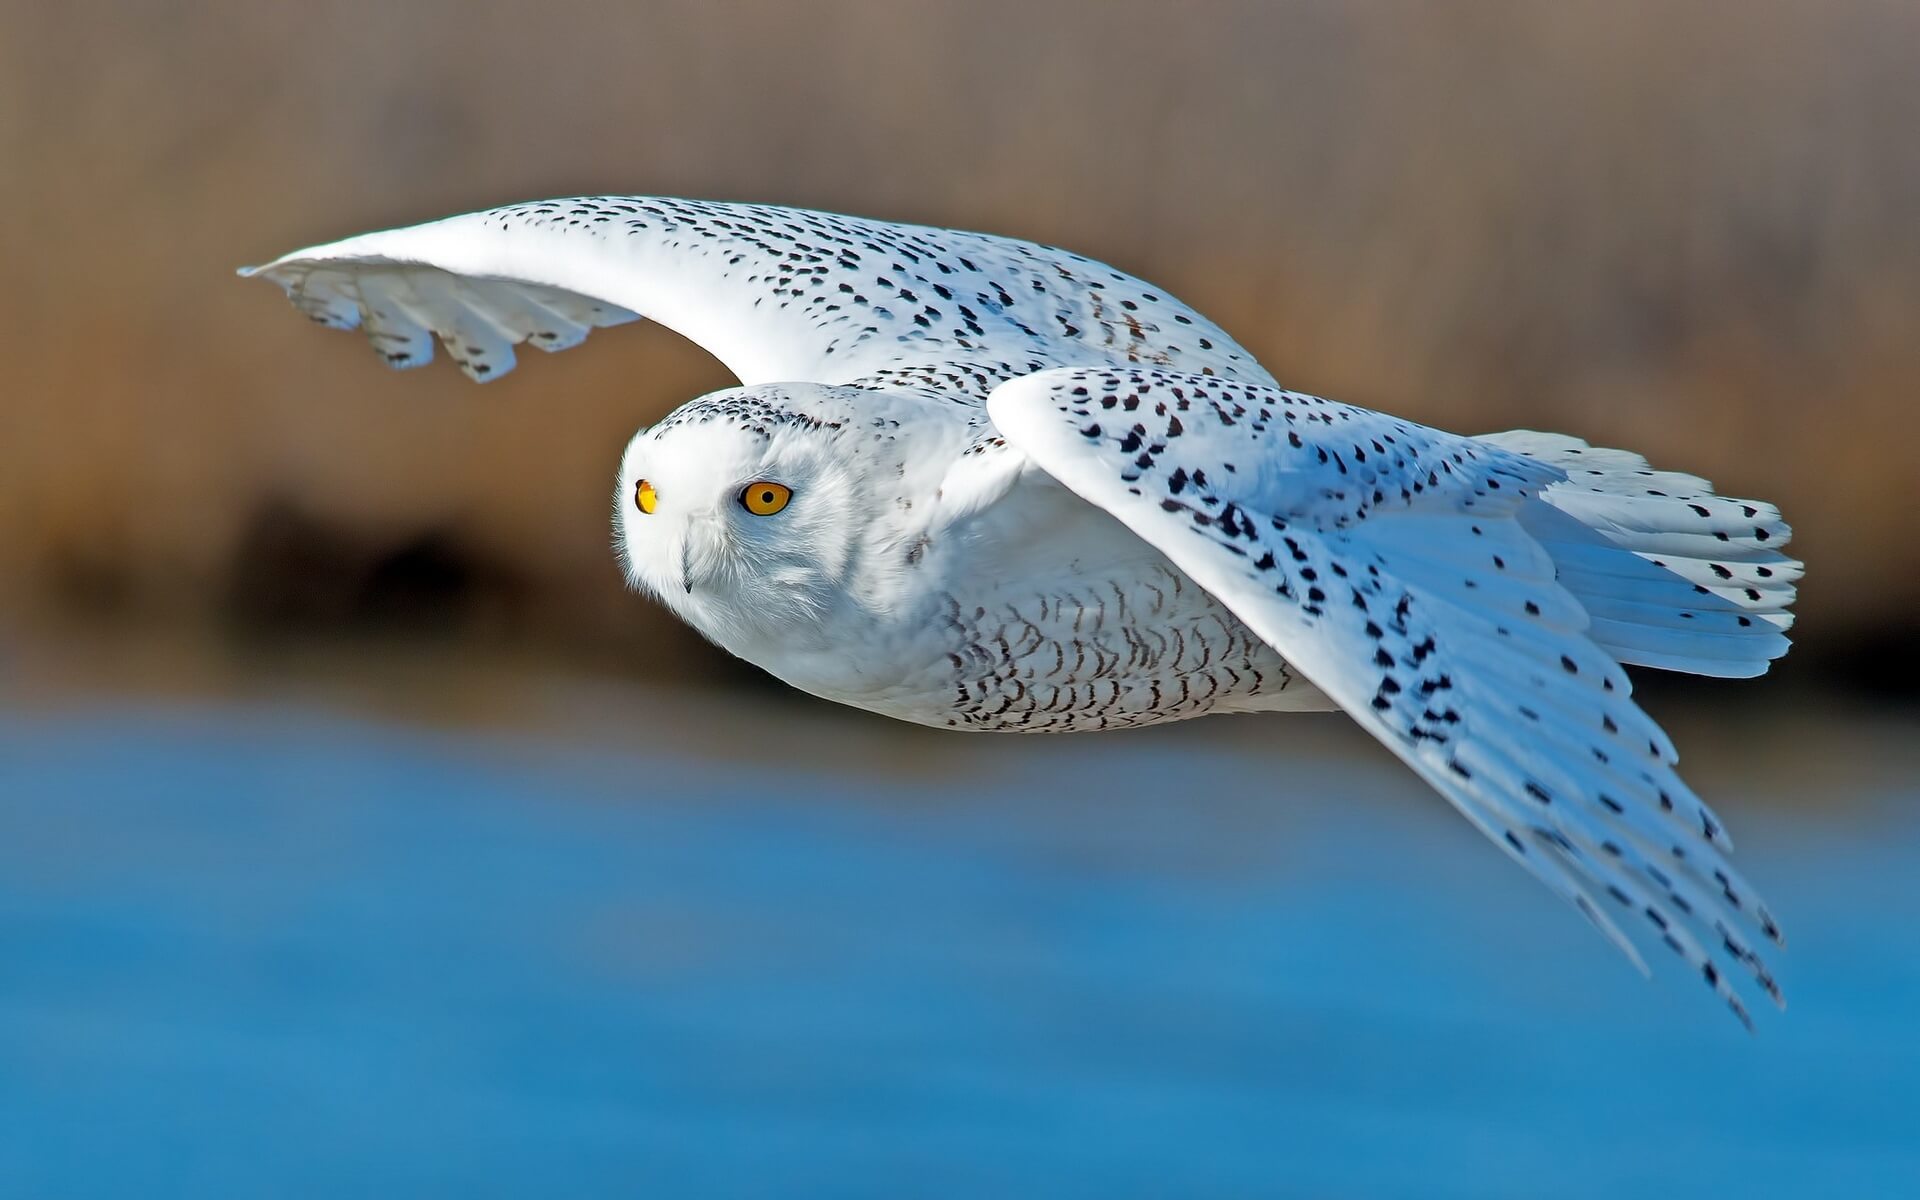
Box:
243 197 1800 1026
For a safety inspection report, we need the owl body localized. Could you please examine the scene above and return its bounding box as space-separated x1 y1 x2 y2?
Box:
245 196 1800 1026
623 384 1322 732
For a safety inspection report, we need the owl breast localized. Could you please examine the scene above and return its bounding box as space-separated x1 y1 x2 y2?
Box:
834 562 1327 733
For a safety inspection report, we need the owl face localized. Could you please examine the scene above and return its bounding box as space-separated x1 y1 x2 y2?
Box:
614 384 919 654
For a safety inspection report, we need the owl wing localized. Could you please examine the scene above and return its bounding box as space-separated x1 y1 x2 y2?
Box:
988 365 1792 1028
241 197 1267 395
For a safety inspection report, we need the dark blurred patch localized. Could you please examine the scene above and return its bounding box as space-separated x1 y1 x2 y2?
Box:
225 499 526 637
1812 622 1920 706
43 545 134 618
1631 625 1920 713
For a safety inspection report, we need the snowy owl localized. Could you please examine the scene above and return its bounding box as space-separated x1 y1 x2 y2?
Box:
243 197 1799 1026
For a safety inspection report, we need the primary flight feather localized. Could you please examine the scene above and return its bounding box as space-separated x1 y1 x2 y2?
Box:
242 196 1801 1027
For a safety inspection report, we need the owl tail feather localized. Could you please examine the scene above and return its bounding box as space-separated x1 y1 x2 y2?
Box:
1475 431 1800 680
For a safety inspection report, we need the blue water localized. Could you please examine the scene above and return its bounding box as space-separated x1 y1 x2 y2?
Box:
1 698 1916 1198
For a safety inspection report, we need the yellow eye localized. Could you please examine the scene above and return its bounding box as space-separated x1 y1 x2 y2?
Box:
740 481 792 515
634 479 657 514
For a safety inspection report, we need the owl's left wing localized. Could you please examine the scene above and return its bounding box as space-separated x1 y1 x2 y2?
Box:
989 366 1785 1027
241 197 1265 394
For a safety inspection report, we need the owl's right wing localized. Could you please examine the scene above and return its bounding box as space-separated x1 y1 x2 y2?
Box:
241 197 1267 396
989 366 1792 1029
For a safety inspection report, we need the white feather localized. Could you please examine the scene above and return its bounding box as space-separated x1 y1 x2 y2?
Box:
241 196 1263 392
1480 432 1802 673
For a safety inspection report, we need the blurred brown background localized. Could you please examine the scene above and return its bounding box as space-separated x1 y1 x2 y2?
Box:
3 0 1915 694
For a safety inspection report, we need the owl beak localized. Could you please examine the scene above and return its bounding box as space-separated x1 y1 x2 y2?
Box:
675 511 726 594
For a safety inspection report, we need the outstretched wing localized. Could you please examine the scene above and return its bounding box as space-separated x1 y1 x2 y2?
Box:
242 197 1266 394
989 366 1787 1027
